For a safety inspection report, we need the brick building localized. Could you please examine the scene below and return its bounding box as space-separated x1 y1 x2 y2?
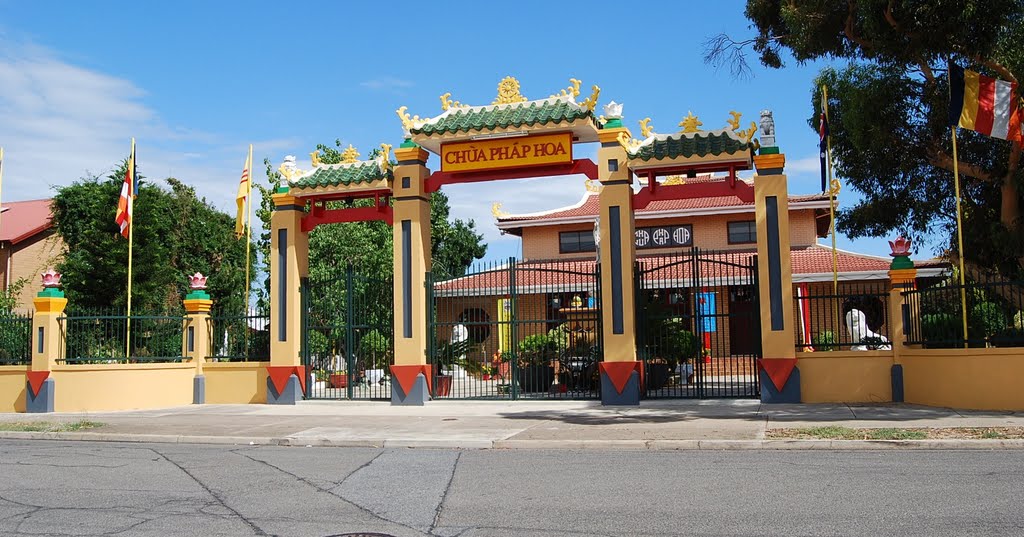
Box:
1 199 62 312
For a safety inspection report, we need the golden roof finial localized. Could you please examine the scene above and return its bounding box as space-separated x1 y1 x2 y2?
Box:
584 179 603 193
493 76 527 105
550 78 582 99
491 202 510 218
396 106 430 133
616 131 643 152
679 111 703 133
639 118 655 138
440 92 462 111
580 85 601 112
726 111 742 131
341 145 360 164
378 143 392 171
310 150 321 167
662 175 686 186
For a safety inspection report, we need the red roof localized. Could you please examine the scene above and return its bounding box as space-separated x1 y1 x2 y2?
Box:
435 246 946 295
0 199 54 245
497 179 829 225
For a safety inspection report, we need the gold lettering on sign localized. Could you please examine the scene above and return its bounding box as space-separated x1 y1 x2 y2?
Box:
440 133 573 173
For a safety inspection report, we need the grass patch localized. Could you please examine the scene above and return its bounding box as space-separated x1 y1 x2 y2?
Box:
866 428 927 440
769 426 1024 440
0 420 103 432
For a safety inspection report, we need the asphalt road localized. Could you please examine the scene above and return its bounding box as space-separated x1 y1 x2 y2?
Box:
0 441 1021 536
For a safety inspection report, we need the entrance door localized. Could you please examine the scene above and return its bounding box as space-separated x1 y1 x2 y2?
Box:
728 285 757 355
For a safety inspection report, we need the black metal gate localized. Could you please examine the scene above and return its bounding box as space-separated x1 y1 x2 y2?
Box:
636 248 761 398
301 265 393 400
427 258 602 399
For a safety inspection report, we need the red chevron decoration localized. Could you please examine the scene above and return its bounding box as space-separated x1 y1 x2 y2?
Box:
599 361 642 395
266 366 306 396
26 371 50 397
757 358 797 392
390 364 432 397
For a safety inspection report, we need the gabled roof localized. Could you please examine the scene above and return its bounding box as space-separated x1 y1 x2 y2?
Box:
290 159 392 190
0 198 53 245
626 128 754 162
495 178 830 232
411 95 598 137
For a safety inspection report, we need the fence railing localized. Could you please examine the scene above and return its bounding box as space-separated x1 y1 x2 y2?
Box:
59 309 187 364
0 311 33 365
903 273 1024 348
208 309 270 362
795 281 892 351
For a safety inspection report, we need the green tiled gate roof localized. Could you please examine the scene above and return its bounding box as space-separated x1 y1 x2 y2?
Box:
291 161 391 189
412 98 596 136
629 130 753 161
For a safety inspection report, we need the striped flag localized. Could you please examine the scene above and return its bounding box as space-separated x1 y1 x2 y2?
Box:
115 142 135 238
235 149 252 237
949 64 1022 144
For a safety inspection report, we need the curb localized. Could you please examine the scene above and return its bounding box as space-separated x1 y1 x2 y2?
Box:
2 431 1024 450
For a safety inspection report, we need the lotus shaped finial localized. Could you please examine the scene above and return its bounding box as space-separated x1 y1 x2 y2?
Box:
888 236 912 257
40 269 62 288
188 272 208 290
603 101 623 119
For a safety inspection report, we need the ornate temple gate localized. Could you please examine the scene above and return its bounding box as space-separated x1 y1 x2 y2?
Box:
427 259 602 400
636 248 761 398
301 265 393 400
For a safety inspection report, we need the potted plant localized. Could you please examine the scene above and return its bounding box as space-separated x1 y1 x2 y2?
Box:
328 371 348 388
433 338 471 397
516 333 558 393
643 317 699 390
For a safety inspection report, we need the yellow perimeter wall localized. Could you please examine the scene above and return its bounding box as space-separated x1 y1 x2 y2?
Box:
204 362 268 404
52 363 195 412
900 348 1024 411
797 351 893 404
0 366 28 412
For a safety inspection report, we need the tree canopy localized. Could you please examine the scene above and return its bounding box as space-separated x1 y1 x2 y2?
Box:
51 161 252 313
708 1 1024 275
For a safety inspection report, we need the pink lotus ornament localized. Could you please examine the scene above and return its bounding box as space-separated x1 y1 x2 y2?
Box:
40 269 62 288
188 272 208 290
888 236 912 257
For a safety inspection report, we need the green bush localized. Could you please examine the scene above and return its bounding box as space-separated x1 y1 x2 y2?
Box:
970 302 1006 340
517 334 559 365
921 313 959 348
812 330 836 351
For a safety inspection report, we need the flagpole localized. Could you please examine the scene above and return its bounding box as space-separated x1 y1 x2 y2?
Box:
125 138 136 359
244 144 253 314
822 86 841 331
950 126 969 347
0 147 4 250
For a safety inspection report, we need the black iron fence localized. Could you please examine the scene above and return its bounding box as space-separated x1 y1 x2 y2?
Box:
428 257 602 400
0 311 32 365
795 281 892 351
208 308 270 362
59 308 187 364
903 272 1024 348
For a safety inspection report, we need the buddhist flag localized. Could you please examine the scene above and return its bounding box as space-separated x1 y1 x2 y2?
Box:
115 141 135 239
818 112 829 193
949 64 1022 144
235 148 252 237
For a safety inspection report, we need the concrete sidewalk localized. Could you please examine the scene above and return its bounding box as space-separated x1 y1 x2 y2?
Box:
1 400 1022 450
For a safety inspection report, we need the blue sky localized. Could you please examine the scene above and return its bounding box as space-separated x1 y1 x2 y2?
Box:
0 0 900 262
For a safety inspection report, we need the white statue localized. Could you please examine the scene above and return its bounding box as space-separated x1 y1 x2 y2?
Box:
759 109 776 147
845 309 891 351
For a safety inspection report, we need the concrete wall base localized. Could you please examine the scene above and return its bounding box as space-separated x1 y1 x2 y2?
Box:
760 367 801 404
193 375 206 404
27 378 55 413
600 370 640 406
266 375 301 405
391 374 429 406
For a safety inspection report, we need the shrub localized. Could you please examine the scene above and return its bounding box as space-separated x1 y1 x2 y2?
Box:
358 330 391 369
517 334 559 365
921 313 959 348
970 302 1006 340
812 330 836 351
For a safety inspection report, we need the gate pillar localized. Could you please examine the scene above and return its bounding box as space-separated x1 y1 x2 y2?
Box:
752 151 800 403
27 285 67 413
267 192 309 404
596 126 641 405
390 143 433 405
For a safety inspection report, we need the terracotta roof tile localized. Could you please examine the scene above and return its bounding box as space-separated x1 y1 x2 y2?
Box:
0 199 53 244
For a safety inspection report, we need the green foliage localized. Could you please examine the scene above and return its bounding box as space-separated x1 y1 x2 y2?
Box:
1014 310 1024 329
921 313 960 348
358 329 391 369
812 330 836 351
51 164 252 313
516 334 559 365
724 1 1024 275
970 302 1006 339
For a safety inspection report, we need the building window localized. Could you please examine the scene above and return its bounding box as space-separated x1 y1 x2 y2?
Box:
727 221 757 244
559 231 596 253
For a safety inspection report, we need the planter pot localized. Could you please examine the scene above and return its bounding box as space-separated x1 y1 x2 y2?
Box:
434 375 453 397
482 374 491 381
518 365 555 393
328 373 348 389
646 362 671 390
